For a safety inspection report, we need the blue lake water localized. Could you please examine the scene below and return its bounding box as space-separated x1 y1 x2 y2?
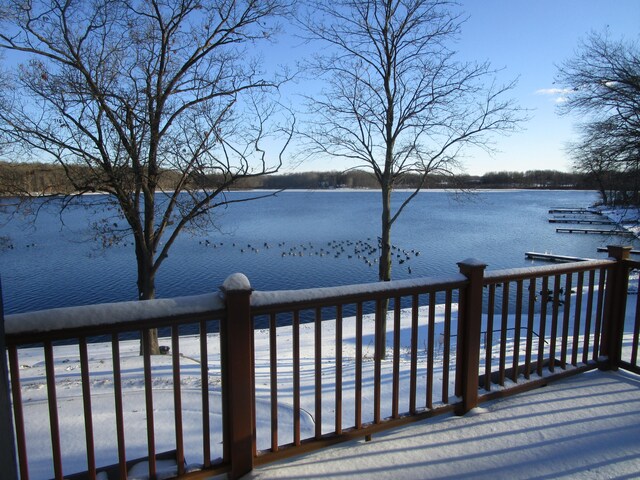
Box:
1 189 637 315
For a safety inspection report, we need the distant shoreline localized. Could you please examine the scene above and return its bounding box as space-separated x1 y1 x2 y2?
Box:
0 186 598 199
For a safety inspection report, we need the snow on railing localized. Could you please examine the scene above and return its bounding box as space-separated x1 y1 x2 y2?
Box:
4 292 225 336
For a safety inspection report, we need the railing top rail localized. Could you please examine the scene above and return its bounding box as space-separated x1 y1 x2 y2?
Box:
484 258 615 284
625 258 640 269
4 292 225 344
251 275 469 314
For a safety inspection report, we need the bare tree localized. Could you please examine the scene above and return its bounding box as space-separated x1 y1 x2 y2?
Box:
0 0 293 353
557 31 640 203
299 0 522 286
567 129 618 206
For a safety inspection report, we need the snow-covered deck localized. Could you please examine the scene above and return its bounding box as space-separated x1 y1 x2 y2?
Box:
244 369 640 479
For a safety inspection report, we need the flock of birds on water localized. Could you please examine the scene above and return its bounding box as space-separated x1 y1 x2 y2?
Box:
198 237 421 273
1 233 421 273
196 237 575 306
4 235 586 308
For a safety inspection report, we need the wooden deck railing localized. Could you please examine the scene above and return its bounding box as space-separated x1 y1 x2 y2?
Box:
617 255 640 375
1 245 638 480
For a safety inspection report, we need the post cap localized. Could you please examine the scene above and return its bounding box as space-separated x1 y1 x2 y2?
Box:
221 273 252 293
457 258 488 269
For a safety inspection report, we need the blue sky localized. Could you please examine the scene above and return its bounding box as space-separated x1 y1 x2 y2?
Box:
456 1 640 175
279 1 640 175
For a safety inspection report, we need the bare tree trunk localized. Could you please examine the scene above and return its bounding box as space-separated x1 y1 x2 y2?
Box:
377 185 393 359
378 185 393 283
599 185 609 206
137 244 161 355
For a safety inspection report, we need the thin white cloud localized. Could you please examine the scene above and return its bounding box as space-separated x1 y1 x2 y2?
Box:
535 88 574 96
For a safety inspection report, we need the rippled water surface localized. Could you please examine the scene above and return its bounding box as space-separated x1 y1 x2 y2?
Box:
2 189 636 314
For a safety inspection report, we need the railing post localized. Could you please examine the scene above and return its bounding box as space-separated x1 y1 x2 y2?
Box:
0 280 19 480
455 259 487 415
221 273 255 480
600 245 632 370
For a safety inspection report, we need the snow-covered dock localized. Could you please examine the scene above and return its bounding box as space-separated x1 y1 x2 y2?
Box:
548 218 614 225
548 207 600 214
525 251 588 263
556 227 634 235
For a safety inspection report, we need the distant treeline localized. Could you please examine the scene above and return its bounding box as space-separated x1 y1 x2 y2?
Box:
255 170 592 190
0 161 595 195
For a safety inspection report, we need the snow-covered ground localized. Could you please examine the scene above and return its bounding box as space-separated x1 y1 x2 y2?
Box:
600 206 640 239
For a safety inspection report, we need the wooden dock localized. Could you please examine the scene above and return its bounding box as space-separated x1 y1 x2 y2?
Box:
549 218 614 225
548 208 601 215
525 252 588 263
556 227 634 236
